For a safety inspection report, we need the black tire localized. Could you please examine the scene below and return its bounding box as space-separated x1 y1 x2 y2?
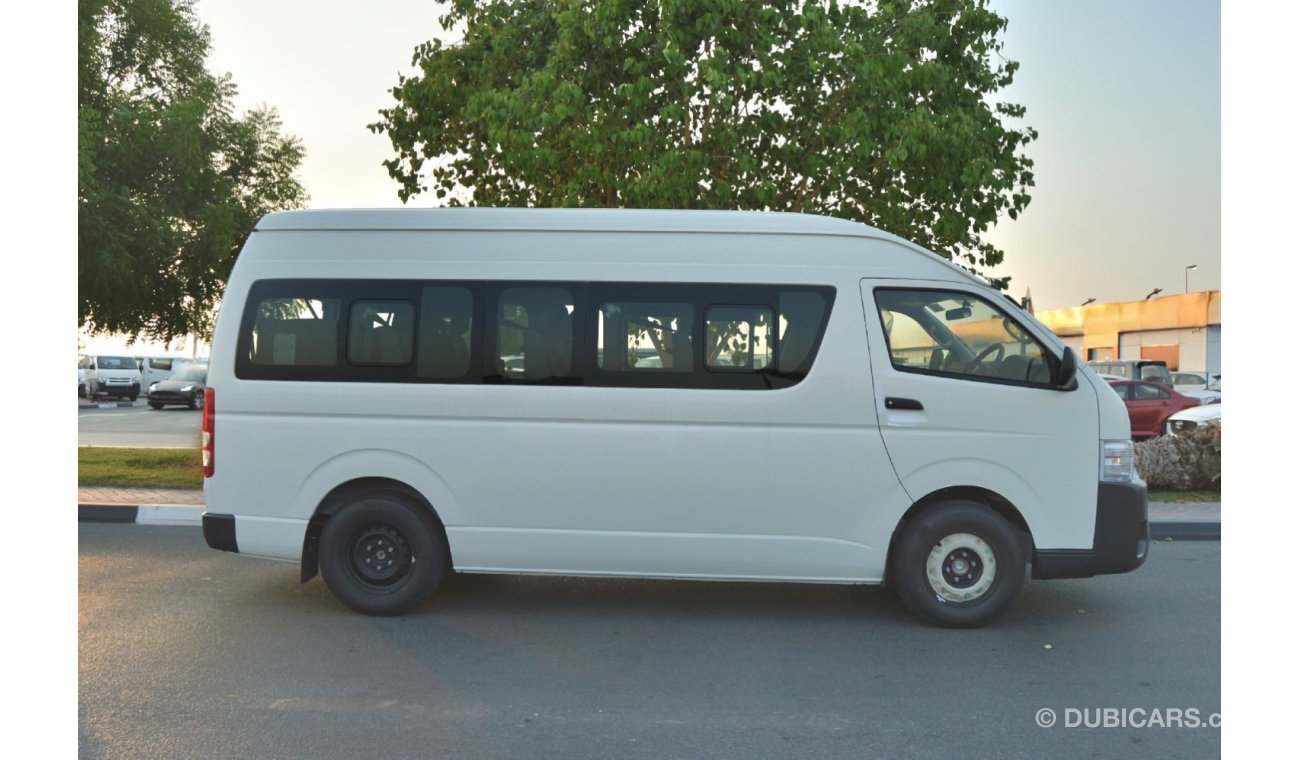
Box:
318 491 448 616
149 402 164 410
129 392 139 401
889 501 1027 628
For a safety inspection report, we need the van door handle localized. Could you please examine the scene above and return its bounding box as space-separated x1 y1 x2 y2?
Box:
885 397 924 410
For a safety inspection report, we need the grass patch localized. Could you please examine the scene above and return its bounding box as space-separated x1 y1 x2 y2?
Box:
78 447 203 489
1149 488 1221 503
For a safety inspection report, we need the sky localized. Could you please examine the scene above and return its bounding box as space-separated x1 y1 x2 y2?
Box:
188 0 1221 314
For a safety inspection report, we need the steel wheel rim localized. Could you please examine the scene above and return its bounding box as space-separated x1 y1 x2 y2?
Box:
926 532 997 603
345 523 414 590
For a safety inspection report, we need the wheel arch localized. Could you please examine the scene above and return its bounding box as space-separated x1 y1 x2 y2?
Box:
885 485 1034 581
300 476 451 584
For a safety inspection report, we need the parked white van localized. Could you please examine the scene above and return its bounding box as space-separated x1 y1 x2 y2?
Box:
79 354 143 400
136 355 189 391
201 209 1148 627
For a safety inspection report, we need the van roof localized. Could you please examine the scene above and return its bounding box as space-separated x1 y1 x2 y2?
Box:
253 208 987 285
260 207 879 236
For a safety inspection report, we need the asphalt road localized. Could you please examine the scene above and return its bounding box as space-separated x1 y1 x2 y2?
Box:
78 398 201 448
80 525 1220 759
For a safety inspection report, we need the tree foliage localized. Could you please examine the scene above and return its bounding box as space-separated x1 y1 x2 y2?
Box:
372 0 1035 284
79 0 308 341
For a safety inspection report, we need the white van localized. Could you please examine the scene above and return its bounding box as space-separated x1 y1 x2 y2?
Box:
201 209 1148 627
137 355 187 391
79 354 143 400
1087 359 1173 386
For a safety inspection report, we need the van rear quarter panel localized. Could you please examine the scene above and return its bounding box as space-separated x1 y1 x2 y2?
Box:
205 229 981 577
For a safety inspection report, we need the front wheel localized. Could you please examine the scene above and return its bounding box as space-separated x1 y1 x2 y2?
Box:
189 393 203 410
889 501 1027 628
149 402 163 410
318 491 448 616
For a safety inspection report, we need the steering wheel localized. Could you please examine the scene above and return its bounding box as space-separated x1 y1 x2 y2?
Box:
963 343 1005 373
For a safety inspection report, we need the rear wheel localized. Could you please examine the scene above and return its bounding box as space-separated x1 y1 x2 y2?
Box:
318 491 448 615
889 501 1027 628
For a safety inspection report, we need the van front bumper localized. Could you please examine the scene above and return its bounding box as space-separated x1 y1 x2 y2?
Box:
1032 482 1149 579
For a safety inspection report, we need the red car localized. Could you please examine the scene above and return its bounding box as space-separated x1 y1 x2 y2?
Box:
1107 380 1203 439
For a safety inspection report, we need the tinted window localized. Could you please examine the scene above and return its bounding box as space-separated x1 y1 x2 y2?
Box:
1133 383 1170 400
236 279 834 389
97 356 138 370
251 297 341 367
706 306 773 370
875 289 1053 386
598 301 693 372
778 291 828 374
418 286 474 379
496 286 575 383
348 301 415 366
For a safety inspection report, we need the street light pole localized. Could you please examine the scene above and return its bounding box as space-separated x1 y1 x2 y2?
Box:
1185 264 1198 294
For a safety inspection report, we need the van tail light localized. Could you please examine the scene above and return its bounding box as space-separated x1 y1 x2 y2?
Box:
202 387 215 477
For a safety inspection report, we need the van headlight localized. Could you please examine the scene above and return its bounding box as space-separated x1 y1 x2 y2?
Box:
1101 440 1137 483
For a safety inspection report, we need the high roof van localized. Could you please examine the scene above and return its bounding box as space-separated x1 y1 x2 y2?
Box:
201 209 1148 627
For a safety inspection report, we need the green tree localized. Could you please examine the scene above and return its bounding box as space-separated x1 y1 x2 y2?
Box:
79 0 309 341
372 0 1034 284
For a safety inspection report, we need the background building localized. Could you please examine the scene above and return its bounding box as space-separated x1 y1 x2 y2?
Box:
1034 291 1221 376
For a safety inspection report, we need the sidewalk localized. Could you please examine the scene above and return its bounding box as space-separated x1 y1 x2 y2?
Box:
77 487 1219 538
79 486 204 506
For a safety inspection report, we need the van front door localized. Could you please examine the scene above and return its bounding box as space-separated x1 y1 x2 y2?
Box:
859 280 1100 551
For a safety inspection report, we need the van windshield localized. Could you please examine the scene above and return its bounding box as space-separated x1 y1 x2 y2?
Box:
171 364 207 382
98 357 137 370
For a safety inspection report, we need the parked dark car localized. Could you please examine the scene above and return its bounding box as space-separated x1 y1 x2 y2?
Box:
1107 380 1202 440
146 362 207 410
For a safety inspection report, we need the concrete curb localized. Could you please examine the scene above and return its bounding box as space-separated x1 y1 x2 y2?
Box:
79 504 203 526
77 504 1218 541
1150 521 1220 541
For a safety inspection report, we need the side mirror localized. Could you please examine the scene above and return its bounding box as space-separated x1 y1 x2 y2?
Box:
1054 346 1078 389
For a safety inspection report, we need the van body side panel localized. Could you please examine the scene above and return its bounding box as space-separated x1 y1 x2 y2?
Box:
860 278 1102 551
204 230 917 581
446 528 877 582
233 515 308 562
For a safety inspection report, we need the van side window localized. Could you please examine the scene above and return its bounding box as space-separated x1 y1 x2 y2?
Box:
236 280 834 388
497 286 575 383
598 301 693 372
706 306 773 370
348 301 415 366
778 291 828 374
150 358 174 372
252 298 341 366
874 289 1053 387
418 286 474 379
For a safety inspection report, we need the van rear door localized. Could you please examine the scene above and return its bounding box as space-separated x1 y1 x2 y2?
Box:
859 280 1100 551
